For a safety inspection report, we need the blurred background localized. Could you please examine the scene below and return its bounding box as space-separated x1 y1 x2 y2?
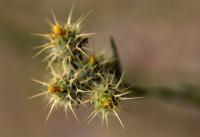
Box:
0 0 200 136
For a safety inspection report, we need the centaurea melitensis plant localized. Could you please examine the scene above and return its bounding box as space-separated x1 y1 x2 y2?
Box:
30 5 142 128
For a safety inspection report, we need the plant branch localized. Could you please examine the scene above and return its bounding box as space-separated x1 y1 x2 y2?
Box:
110 36 122 79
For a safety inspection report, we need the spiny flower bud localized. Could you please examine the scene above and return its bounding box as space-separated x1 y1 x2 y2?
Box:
87 73 128 128
30 65 92 121
32 5 94 69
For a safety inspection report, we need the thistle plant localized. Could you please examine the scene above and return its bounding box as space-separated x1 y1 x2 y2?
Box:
30 5 142 128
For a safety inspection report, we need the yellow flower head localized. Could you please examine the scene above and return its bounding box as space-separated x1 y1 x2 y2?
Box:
52 25 66 37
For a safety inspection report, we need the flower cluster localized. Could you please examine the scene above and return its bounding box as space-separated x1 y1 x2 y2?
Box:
31 5 141 128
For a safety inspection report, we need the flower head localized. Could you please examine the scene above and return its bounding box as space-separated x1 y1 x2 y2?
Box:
87 72 134 128
30 65 89 121
32 5 95 69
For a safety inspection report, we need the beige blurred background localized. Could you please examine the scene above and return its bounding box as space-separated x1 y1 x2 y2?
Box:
0 0 200 137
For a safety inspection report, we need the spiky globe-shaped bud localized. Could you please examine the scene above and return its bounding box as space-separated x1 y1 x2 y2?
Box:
87 73 131 128
30 65 88 121
33 5 94 69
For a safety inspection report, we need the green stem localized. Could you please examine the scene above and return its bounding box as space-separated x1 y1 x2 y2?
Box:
131 84 200 106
